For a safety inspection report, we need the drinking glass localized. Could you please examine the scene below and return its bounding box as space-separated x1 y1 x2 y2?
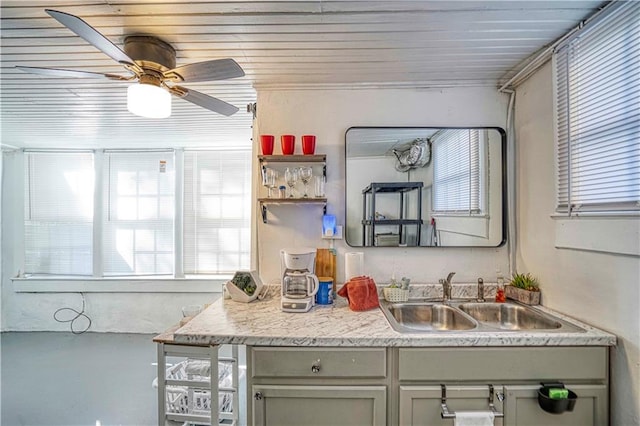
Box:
298 166 313 198
314 175 326 198
262 168 277 197
284 167 298 198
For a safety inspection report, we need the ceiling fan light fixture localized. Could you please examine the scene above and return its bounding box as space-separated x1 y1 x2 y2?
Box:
127 82 171 118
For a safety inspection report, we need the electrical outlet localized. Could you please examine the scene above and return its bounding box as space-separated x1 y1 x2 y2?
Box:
322 225 343 240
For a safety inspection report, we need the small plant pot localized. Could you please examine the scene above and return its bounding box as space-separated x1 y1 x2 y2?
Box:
225 270 263 303
506 285 540 305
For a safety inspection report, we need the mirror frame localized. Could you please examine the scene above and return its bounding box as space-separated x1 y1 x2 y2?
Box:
344 126 508 248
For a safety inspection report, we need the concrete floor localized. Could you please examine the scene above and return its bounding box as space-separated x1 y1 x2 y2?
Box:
1 332 160 425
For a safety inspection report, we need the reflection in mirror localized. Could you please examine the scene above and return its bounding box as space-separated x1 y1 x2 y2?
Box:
345 127 505 247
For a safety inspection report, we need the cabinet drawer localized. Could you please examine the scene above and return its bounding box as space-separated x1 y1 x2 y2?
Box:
251 347 387 378
398 347 607 382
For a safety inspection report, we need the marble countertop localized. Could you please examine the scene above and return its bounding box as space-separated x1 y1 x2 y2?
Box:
164 286 616 347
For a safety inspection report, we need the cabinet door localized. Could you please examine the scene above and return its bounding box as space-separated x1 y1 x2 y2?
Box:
399 385 504 426
252 385 386 426
503 385 607 426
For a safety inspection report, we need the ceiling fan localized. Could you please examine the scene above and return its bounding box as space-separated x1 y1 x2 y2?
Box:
16 9 245 118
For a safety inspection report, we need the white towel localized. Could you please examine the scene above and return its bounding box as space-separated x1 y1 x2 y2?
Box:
454 411 495 426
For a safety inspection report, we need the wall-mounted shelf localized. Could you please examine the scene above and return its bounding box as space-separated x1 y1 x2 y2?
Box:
259 154 326 163
258 155 328 223
258 154 326 177
258 198 327 223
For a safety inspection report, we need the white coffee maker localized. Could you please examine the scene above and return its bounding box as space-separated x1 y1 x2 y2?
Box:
280 248 319 313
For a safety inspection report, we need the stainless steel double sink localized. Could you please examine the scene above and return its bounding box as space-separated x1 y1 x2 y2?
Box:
379 300 585 333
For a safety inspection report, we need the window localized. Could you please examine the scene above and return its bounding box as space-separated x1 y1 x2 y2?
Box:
432 129 482 214
184 150 251 274
103 151 175 276
554 1 640 215
24 152 94 275
23 148 251 277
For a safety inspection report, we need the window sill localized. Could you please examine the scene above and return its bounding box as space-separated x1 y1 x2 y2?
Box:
552 215 640 256
11 276 231 293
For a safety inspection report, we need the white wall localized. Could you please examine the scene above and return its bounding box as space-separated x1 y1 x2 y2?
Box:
515 62 640 425
1 151 221 333
255 87 510 285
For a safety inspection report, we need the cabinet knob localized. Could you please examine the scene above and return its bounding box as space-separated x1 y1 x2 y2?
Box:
254 392 263 401
497 392 505 402
311 360 321 373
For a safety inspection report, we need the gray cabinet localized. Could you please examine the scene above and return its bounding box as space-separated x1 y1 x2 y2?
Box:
399 385 505 426
252 385 386 426
247 347 389 426
503 384 607 426
397 347 608 426
240 345 609 426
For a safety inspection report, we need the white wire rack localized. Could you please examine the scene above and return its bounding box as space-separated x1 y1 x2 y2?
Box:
156 344 240 426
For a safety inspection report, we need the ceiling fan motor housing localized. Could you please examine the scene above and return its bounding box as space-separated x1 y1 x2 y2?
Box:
124 36 176 72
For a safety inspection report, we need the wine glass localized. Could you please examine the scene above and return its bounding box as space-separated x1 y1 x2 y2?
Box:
298 166 313 198
284 167 298 198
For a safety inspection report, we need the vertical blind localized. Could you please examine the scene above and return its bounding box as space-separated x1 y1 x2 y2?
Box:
433 129 481 214
103 151 175 276
24 152 94 275
555 1 640 214
183 150 251 274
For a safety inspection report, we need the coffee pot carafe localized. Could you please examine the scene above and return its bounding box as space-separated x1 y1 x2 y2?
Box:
283 271 319 299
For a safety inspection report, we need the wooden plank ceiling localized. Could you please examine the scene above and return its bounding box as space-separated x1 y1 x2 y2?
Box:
0 0 605 149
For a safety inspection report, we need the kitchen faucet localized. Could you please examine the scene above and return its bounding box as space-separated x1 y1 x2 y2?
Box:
477 278 485 302
439 272 456 302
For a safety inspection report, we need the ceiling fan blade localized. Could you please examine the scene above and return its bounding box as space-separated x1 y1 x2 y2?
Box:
173 86 239 116
164 58 244 83
45 9 134 65
16 66 129 80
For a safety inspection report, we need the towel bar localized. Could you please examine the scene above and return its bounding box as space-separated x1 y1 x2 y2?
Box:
440 384 504 419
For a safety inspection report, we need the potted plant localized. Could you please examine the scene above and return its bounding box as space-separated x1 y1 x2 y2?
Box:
506 272 541 305
225 271 263 303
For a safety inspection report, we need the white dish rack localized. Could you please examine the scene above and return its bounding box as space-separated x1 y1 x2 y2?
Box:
156 344 240 426
163 359 234 419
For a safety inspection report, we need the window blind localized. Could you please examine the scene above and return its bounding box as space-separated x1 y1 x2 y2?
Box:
24 152 94 275
103 151 175 276
183 150 251 274
555 2 640 214
432 129 481 214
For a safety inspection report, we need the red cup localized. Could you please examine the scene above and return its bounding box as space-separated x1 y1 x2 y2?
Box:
281 135 295 155
260 135 274 155
302 135 316 155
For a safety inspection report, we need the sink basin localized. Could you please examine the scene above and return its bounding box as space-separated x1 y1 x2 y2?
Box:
457 302 561 330
382 303 477 332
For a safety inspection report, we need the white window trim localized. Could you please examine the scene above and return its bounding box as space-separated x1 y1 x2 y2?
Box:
11 276 229 293
552 215 640 257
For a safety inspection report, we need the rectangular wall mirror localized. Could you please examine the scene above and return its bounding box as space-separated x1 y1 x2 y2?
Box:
345 127 506 247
